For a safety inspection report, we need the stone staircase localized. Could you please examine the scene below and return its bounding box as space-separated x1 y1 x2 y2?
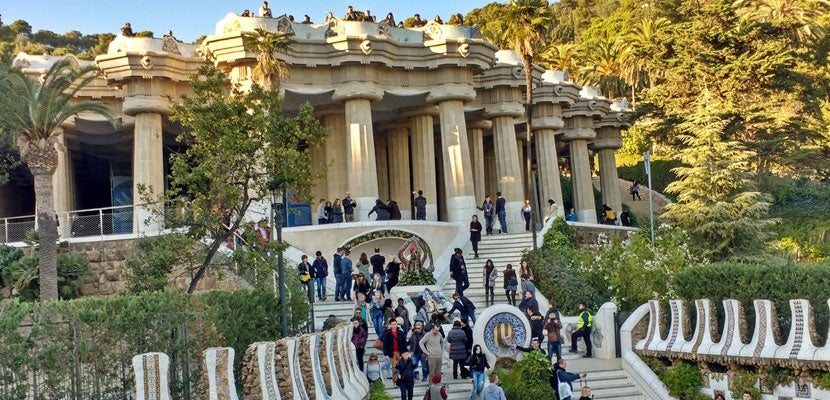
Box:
312 231 646 400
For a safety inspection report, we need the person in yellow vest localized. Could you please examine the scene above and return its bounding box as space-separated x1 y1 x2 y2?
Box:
569 302 593 358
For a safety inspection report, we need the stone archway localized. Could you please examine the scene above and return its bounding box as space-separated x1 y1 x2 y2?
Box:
339 229 435 271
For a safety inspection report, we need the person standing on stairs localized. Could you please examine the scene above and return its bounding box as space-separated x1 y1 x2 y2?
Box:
383 318 409 380
351 318 367 371
333 248 344 301
450 248 470 296
469 215 482 258
522 198 532 231
519 259 535 296
394 350 416 400
552 359 586 400
466 344 490 400
370 248 386 291
527 307 545 345
496 192 508 234
503 264 518 306
429 374 449 400
340 250 354 301
448 292 477 326
407 321 428 382
483 259 497 307
419 322 445 382
480 195 495 235
385 255 401 293
447 320 470 379
569 302 593 358
518 290 539 314
544 310 563 363
370 292 385 336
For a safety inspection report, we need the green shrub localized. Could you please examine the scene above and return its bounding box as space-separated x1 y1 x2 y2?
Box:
0 245 23 288
814 370 830 390
542 217 576 257
2 252 90 301
523 246 606 315
642 356 669 375
497 352 555 400
730 369 761 400
398 267 436 286
125 233 200 293
673 261 830 344
369 379 393 400
661 361 703 399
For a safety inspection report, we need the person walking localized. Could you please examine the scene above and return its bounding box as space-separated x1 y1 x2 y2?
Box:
503 264 518 306
552 359 586 400
481 196 495 235
298 254 314 303
407 320 428 381
469 215 482 258
483 259 497 307
394 350 416 400
414 190 427 220
449 248 470 296
448 292 477 326
481 374 506 400
630 180 641 201
383 318 409 380
466 344 490 400
522 198 532 231
311 252 327 301
370 248 386 289
385 256 401 292
569 302 593 358
340 250 354 301
419 322 445 382
333 248 344 301
496 192 507 234
352 318 367 371
370 292 385 336
429 374 448 400
447 321 470 379
544 310 563 362
343 191 356 222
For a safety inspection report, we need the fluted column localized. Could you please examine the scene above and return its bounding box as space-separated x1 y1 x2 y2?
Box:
375 134 390 201
466 120 491 206
52 129 74 238
562 115 597 223
319 106 348 202
387 124 412 218
593 125 625 216
437 100 476 223
309 144 327 222
344 98 380 221
491 115 526 233
404 107 439 221
133 112 164 233
533 102 565 217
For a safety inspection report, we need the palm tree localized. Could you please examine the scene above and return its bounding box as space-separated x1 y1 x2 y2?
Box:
0 59 118 301
497 0 555 249
241 28 295 89
539 43 581 75
733 0 830 42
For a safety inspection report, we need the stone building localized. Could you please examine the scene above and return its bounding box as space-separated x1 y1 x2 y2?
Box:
0 13 631 240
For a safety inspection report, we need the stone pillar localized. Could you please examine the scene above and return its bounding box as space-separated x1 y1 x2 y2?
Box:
466 120 491 207
344 98 379 221
593 126 624 216
562 114 597 223
387 124 411 218
483 138 497 200
52 129 74 238
437 100 476 224
133 112 164 233
533 102 565 217
309 144 327 222
375 133 389 201
319 107 348 203
490 114 526 233
404 107 439 221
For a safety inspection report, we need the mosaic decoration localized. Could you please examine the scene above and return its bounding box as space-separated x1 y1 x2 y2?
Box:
142 354 162 400
274 16 295 35
261 342 279 400
161 37 181 54
795 382 811 398
377 22 392 38
311 335 330 399
291 339 309 400
214 348 233 400
720 301 734 356
470 25 483 40
790 301 804 359
341 229 434 270
666 301 680 350
483 312 528 358
753 302 768 359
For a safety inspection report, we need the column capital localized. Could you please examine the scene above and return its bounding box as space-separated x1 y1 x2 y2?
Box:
123 95 171 117
595 109 633 129
532 79 581 108
531 115 564 132
562 96 612 120
561 114 596 142
400 106 439 118
426 85 476 104
331 84 383 103
314 104 345 118
376 120 410 132
482 103 524 119
591 126 623 150
467 120 492 131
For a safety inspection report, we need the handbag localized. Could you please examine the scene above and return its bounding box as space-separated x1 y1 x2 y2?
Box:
300 273 311 283
373 338 383 350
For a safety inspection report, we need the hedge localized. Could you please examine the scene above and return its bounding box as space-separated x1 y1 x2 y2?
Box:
673 261 830 345
0 288 308 400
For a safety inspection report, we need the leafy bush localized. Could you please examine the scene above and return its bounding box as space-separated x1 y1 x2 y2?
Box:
523 246 606 315
814 370 830 390
2 252 90 301
125 233 200 293
542 217 576 257
0 245 23 287
369 379 393 400
762 176 830 262
730 369 761 400
496 351 555 400
398 267 436 286
673 261 830 344
661 361 703 399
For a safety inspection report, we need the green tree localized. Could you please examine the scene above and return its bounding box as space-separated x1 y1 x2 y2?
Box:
9 20 32 36
165 65 327 293
465 3 511 48
0 60 118 301
241 28 295 89
661 95 777 261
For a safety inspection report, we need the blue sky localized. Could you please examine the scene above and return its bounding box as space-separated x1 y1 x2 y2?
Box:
2 1 497 43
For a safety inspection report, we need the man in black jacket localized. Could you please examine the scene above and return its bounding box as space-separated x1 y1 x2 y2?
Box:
496 191 507 234
382 318 408 380
449 248 470 296
370 248 386 290
394 350 416 400
414 190 427 220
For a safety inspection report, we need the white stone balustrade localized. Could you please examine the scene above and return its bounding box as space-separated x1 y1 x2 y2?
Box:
203 347 239 400
132 352 171 400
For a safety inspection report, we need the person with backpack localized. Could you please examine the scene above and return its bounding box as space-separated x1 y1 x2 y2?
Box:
569 302 593 358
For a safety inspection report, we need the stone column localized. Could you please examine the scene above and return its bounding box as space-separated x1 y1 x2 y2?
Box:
437 100 476 223
309 144 327 222
52 129 74 238
490 114 526 233
375 133 389 201
562 114 597 223
594 127 624 216
343 98 380 221
319 107 348 203
387 124 412 218
133 112 164 233
483 138 497 200
533 102 565 217
466 120 491 206
404 107 439 221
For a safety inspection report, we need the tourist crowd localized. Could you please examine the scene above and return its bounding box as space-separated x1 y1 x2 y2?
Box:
237 2 466 28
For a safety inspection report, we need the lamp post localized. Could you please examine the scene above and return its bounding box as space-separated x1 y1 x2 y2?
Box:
643 151 655 243
269 178 288 338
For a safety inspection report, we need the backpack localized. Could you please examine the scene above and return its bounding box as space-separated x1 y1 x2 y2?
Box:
605 210 616 220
